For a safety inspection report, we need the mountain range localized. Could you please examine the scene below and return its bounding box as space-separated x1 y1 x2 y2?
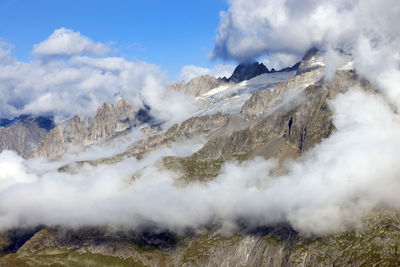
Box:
1 48 400 266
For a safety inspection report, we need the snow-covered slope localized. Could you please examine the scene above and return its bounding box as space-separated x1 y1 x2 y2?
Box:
194 71 296 116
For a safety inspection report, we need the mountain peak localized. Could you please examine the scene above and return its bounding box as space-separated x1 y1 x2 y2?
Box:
227 62 269 83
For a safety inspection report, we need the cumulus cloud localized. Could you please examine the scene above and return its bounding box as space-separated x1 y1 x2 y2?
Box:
0 40 15 65
178 64 235 82
0 29 198 124
211 0 400 63
33 28 110 57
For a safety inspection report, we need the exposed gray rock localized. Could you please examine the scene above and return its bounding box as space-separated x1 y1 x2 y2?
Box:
241 67 324 118
296 47 325 75
0 121 48 158
64 112 234 168
35 99 140 159
172 62 300 98
172 75 230 97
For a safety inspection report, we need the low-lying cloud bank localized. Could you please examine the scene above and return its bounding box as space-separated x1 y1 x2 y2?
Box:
1 87 400 235
0 28 198 124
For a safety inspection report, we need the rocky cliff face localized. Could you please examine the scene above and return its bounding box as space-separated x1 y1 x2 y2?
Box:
0 121 49 158
240 67 324 118
296 47 325 75
172 75 230 97
35 99 142 158
58 112 235 169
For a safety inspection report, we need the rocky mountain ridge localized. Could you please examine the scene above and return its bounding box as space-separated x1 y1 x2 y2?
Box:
34 99 157 159
0 60 303 161
223 61 300 83
172 61 300 97
61 51 324 171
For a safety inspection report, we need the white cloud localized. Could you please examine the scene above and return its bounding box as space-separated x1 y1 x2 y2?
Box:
209 64 236 79
0 30 198 124
211 0 399 63
262 53 299 70
140 75 199 124
178 65 210 82
2 88 400 234
0 40 15 65
33 28 110 57
178 64 235 82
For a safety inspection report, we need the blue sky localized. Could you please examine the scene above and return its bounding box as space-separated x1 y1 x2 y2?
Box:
0 0 231 79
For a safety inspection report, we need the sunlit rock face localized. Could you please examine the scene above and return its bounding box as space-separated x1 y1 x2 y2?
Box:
34 99 146 158
0 122 48 158
0 115 54 158
172 75 230 97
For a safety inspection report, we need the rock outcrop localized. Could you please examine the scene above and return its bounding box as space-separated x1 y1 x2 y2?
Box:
172 75 230 97
59 112 235 169
227 62 271 83
296 47 325 75
35 100 144 158
240 67 324 118
0 121 48 158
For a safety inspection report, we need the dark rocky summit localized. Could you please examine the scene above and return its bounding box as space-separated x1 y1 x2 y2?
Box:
223 61 300 84
226 62 271 83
